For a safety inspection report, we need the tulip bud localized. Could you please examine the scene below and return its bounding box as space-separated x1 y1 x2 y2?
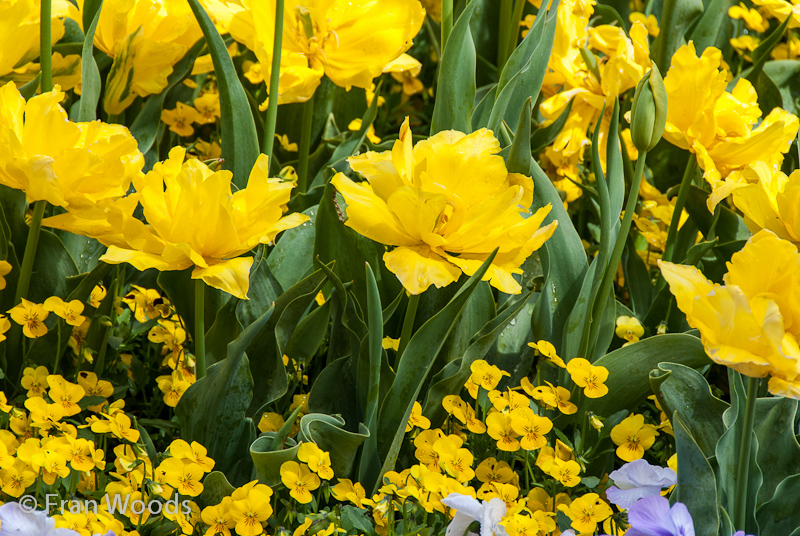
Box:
630 62 667 152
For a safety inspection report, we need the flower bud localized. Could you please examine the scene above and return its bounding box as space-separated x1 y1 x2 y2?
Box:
630 62 667 152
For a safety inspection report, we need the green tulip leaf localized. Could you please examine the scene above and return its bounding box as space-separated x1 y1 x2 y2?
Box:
431 2 477 134
187 0 259 188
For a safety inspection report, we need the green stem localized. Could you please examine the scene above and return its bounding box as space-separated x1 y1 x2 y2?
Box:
296 93 316 193
498 0 512 69
40 0 53 92
441 0 454 52
261 0 285 159
661 157 698 264
396 293 420 361
424 17 441 62
14 200 46 307
95 265 122 375
7 200 47 375
194 278 206 378
734 375 759 531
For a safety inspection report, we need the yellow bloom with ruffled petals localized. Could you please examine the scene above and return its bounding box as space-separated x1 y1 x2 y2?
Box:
228 0 425 105
0 82 143 208
660 230 800 399
86 0 210 114
662 43 798 199
333 118 558 295
96 148 308 299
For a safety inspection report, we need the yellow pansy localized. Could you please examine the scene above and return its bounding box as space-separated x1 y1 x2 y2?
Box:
557 493 612 534
729 3 770 32
47 375 85 417
476 457 515 484
629 12 660 36
406 401 431 431
548 457 582 487
348 119 381 144
93 148 308 299
31 449 71 484
228 0 425 104
566 358 609 398
610 413 658 461
332 118 557 295
8 299 49 338
193 92 221 124
0 82 143 208
434 437 474 482
20 366 49 398
43 297 86 327
486 412 521 452
161 103 202 137
0 316 9 344
159 458 205 496
298 442 334 480
509 407 553 450
86 0 208 114
660 230 800 398
662 43 798 197
385 53 425 96
615 315 644 344
258 411 285 433
772 31 800 59
275 134 298 152
527 340 566 368
90 412 140 442
0 260 10 290
157 370 193 407
0 459 36 497
201 497 236 536
280 461 320 504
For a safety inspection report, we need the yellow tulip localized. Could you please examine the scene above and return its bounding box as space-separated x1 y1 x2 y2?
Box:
722 163 800 244
662 43 799 197
332 118 557 295
228 0 425 104
751 0 800 28
84 0 207 114
95 148 308 299
660 230 800 399
0 82 143 208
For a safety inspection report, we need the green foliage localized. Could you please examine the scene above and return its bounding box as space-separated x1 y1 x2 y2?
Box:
187 0 259 188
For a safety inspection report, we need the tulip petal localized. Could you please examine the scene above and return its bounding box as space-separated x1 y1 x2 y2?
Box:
331 172 417 246
192 256 255 300
383 246 461 295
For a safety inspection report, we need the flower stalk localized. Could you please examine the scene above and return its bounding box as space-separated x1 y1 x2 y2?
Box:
396 293 420 360
40 0 53 93
734 375 759 531
262 0 285 160
661 157 698 264
195 278 206 379
297 92 316 193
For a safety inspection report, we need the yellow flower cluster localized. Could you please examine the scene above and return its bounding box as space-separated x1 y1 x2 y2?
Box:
537 0 651 200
